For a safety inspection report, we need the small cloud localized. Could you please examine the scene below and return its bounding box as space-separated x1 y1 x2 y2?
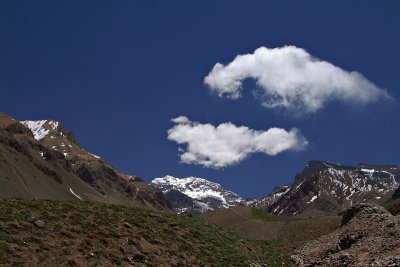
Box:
171 116 190 124
204 46 390 113
167 117 308 168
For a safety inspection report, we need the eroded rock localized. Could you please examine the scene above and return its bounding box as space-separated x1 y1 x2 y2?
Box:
292 204 400 266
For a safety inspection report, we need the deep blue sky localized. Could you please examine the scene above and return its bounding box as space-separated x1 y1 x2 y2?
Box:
1 1 399 198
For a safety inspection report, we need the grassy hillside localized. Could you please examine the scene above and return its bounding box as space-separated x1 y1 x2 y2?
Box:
0 198 292 266
202 206 341 263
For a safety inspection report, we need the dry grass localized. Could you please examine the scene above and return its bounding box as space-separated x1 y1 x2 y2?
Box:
202 206 341 264
0 198 290 266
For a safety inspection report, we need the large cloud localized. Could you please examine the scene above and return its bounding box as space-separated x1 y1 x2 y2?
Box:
204 46 389 113
167 116 308 168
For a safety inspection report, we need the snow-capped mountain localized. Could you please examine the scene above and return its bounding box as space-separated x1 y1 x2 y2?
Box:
0 113 170 210
247 160 400 215
150 175 243 214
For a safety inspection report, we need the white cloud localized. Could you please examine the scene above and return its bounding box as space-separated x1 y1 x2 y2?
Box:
167 117 308 168
171 116 190 124
204 46 389 113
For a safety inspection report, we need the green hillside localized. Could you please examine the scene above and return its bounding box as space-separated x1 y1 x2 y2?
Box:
0 198 291 266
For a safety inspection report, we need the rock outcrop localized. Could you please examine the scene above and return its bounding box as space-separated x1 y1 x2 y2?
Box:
292 203 400 266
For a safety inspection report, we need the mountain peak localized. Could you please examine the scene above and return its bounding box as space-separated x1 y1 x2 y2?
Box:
20 120 60 141
150 175 242 213
295 160 352 183
20 119 78 145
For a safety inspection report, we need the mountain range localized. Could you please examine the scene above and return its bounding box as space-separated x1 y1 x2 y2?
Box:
1 112 399 217
247 160 400 215
151 161 400 216
152 161 400 216
0 112 169 210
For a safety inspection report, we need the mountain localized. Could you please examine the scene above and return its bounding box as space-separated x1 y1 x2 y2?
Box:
0 112 170 210
150 175 243 214
247 160 400 215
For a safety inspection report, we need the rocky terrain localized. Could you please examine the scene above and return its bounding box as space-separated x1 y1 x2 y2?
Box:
0 112 169 210
150 175 242 214
292 203 400 266
248 160 400 215
0 198 277 266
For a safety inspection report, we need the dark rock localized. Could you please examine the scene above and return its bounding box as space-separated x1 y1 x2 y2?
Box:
338 233 363 250
127 248 145 262
123 222 132 228
168 222 178 227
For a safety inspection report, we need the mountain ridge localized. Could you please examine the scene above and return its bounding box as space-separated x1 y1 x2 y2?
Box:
0 112 170 210
247 160 400 215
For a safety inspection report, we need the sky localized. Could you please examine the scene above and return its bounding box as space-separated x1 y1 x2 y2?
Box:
1 1 399 198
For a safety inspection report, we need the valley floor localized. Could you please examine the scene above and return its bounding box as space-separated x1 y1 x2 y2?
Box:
202 206 341 261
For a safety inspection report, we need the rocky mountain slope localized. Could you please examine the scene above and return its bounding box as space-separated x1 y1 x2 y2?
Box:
150 175 242 214
248 160 400 215
292 203 400 266
0 112 169 210
0 198 274 266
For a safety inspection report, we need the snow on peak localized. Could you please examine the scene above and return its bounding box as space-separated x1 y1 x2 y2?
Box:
150 175 243 212
20 120 60 141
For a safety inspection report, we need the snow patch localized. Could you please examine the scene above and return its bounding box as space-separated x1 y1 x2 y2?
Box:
21 120 59 141
90 153 101 159
307 195 318 204
69 188 82 200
